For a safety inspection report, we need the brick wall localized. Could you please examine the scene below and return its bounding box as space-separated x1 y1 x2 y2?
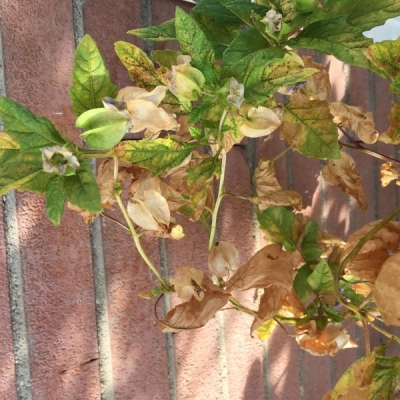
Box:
0 1 398 399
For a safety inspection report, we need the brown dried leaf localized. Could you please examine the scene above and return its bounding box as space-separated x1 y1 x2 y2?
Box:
251 285 289 333
296 321 357 356
322 150 368 210
375 252 400 326
239 105 282 138
160 275 230 332
380 161 400 187
342 221 400 282
225 244 303 292
67 202 99 224
208 241 240 277
170 267 205 301
251 159 302 211
329 101 378 144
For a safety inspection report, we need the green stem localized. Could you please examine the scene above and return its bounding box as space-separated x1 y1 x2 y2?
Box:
208 151 227 251
229 296 258 317
271 146 290 163
112 157 168 287
369 321 400 346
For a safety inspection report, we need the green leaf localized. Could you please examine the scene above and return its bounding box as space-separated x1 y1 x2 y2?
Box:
76 108 129 151
221 28 285 81
114 41 164 88
45 176 66 226
293 265 313 303
307 260 333 292
281 99 340 159
115 137 194 176
301 219 323 263
192 14 238 59
0 96 66 150
186 156 222 185
244 54 318 105
214 0 268 27
0 132 20 150
256 206 301 251
370 355 400 399
175 7 218 88
256 319 277 341
192 0 243 25
322 305 344 322
0 149 51 195
69 34 118 116
288 16 373 70
152 50 179 68
64 159 101 213
338 278 365 307
128 19 177 41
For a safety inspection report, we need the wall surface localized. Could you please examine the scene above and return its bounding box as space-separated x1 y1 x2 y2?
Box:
0 1 399 399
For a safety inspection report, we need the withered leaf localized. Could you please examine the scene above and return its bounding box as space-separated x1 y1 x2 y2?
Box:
380 161 400 187
225 244 303 292
342 220 400 282
329 101 378 144
252 159 302 211
251 285 289 333
375 252 400 326
160 275 230 332
170 267 205 301
208 241 240 278
322 150 368 210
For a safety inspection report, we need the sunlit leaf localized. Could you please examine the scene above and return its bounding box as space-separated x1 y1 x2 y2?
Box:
69 34 118 116
322 150 367 210
281 98 340 159
307 260 334 293
256 319 278 341
226 243 302 291
128 19 176 41
257 206 301 251
329 102 377 144
380 161 400 187
0 132 19 150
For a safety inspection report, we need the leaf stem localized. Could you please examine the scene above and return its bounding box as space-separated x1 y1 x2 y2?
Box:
228 296 258 317
78 148 114 159
112 157 168 287
271 146 290 163
208 151 227 251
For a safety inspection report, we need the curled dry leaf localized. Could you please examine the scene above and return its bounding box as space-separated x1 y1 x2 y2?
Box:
322 150 368 210
208 241 240 277
296 321 356 357
341 221 400 282
251 285 289 334
67 202 99 224
380 161 400 187
252 158 302 211
329 101 378 144
170 267 205 301
375 252 400 326
225 244 303 292
160 274 230 332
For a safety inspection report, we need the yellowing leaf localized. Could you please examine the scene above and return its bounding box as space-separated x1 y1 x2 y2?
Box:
256 319 278 341
341 220 400 282
160 275 230 332
331 347 377 399
380 161 400 187
329 101 377 144
322 150 367 210
375 252 400 326
0 132 19 150
225 244 302 291
208 241 240 278
281 98 340 159
252 159 302 211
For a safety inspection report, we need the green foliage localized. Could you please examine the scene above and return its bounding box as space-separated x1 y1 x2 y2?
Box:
257 206 301 251
293 264 313 303
45 176 66 226
128 19 176 41
307 260 334 292
69 34 118 116
300 219 323 263
115 137 195 176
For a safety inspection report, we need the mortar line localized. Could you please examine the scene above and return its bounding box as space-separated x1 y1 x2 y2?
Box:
0 14 32 400
158 238 177 400
246 139 271 400
72 1 115 399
